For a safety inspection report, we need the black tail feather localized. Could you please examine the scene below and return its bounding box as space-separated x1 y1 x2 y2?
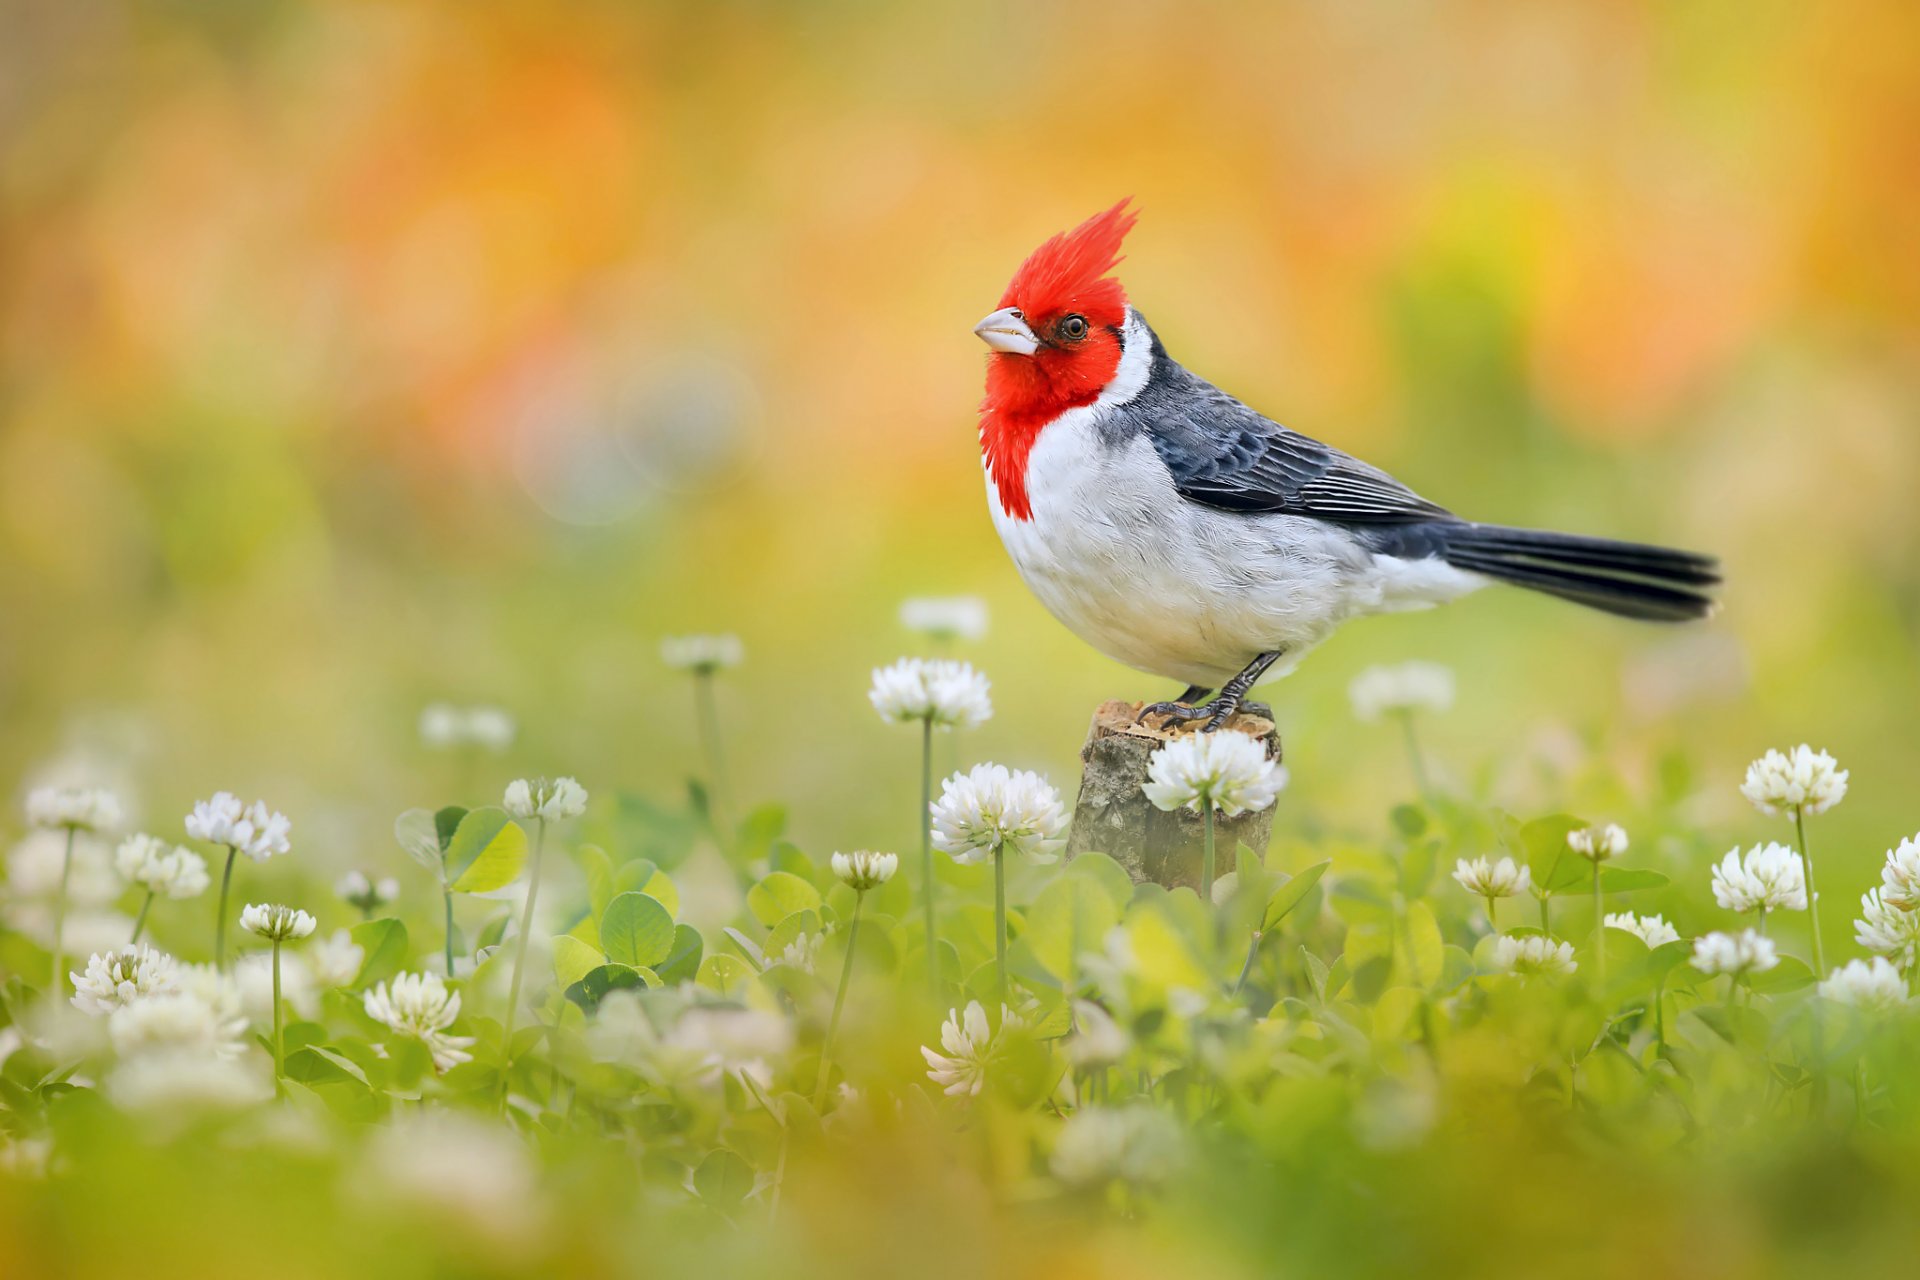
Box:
1437 523 1719 623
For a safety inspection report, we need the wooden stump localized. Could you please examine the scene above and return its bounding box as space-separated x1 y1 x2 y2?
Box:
1063 699 1283 891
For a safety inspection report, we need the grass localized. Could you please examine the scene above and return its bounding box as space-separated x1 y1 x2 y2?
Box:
3 677 1918 1278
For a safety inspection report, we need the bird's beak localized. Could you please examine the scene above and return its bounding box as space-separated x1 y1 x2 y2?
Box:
973 307 1040 356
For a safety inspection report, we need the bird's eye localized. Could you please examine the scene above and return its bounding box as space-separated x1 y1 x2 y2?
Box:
1060 314 1089 341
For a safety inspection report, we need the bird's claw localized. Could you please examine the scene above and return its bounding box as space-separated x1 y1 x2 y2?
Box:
1136 696 1242 732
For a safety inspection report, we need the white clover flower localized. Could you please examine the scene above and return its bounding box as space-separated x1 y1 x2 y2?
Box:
1063 1000 1129 1071
660 634 743 674
1878 834 1920 912
1855 889 1920 970
900 596 989 643
776 933 822 974
930 764 1068 865
661 1007 794 1092
336 870 400 912
1491 934 1578 977
0 1136 51 1179
1710 843 1808 914
362 1113 543 1249
70 945 179 1015
1740 744 1848 817
25 786 121 833
1819 957 1909 1012
185 792 291 862
107 1051 272 1114
921 1000 1026 1097
108 990 248 1059
231 953 317 1022
1142 732 1286 817
8 830 119 905
240 902 317 942
174 963 249 1023
503 776 588 822
1051 1105 1187 1188
868 658 993 730
1452 856 1530 900
363 972 476 1072
418 703 516 752
1605 912 1681 948
308 929 366 988
1691 928 1779 977
831 850 899 892
1567 824 1629 863
1347 662 1454 723
114 834 210 900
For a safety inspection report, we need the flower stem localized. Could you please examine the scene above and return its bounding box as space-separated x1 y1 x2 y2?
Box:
443 886 456 978
1795 807 1825 975
502 816 549 1096
814 891 865 1108
50 827 75 993
1232 930 1263 995
271 938 285 1098
993 845 1008 1003
1397 709 1432 799
129 889 155 944
920 715 937 999
214 846 238 972
694 670 732 840
1486 895 1497 931
1202 805 1217 905
1538 892 1551 935
1592 862 1606 990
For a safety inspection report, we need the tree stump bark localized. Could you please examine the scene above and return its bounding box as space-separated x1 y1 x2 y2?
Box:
1063 700 1282 892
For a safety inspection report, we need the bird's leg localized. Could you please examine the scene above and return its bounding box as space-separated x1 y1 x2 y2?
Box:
1141 652 1284 733
1135 684 1213 725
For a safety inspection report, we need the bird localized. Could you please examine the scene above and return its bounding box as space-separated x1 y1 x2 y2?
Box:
972 200 1719 731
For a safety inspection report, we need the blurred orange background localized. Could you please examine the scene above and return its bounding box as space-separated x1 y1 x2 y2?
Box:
3 0 1918 923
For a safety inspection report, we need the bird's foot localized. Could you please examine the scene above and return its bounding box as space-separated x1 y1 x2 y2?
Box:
1136 694 1244 733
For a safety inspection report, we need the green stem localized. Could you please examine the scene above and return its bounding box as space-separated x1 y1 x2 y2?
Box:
921 715 937 999
443 886 456 977
814 891 865 1108
1539 892 1551 935
129 889 155 944
1795 807 1825 975
271 938 285 1098
1592 862 1606 990
51 828 75 993
993 845 1008 1003
1232 930 1263 995
695 671 732 840
502 816 549 1094
214 847 238 972
1202 805 1217 905
1398 710 1432 798
1757 907 1768 937
1486 895 1497 931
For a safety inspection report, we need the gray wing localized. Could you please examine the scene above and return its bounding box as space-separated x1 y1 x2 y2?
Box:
1133 359 1452 525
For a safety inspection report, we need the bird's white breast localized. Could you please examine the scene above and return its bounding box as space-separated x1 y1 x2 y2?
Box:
986 313 1484 688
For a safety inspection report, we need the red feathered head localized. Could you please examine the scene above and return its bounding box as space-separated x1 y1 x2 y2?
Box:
997 198 1137 332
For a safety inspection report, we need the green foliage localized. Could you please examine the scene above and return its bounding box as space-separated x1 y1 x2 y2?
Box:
444 807 528 893
350 918 408 988
600 892 675 969
746 872 820 928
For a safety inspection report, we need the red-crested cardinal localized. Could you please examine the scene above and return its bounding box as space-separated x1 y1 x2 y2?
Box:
973 201 1719 730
